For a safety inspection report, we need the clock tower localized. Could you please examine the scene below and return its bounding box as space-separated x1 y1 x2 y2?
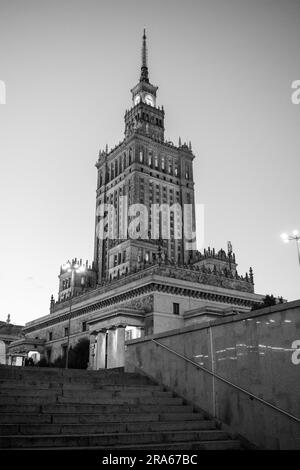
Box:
126 29 164 141
94 30 196 282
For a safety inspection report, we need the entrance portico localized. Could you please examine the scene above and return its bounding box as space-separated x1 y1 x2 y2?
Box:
87 307 144 370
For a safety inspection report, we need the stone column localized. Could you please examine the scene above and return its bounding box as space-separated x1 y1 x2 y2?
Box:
107 324 127 369
88 331 97 370
95 328 107 370
115 324 126 368
106 326 117 369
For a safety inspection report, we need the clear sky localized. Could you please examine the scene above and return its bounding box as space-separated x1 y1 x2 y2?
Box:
0 0 299 325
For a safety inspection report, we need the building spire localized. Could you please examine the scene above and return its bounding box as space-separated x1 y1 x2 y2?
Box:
140 29 149 83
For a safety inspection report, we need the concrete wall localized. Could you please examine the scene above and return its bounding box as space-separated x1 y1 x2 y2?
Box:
125 299 300 450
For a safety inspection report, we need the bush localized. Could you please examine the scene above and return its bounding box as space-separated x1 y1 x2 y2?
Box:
252 294 284 311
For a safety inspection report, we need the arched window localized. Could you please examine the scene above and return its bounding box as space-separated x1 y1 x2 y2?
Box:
139 149 143 163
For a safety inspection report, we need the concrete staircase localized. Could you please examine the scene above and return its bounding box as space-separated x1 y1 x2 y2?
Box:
0 366 241 450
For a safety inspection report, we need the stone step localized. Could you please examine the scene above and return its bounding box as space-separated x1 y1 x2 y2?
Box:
0 405 40 414
0 381 162 392
0 388 170 399
0 388 170 398
94 439 242 450
0 412 205 425
0 403 194 414
0 420 216 435
0 367 242 450
0 395 181 406
0 376 153 386
0 439 241 451
57 396 182 405
45 403 193 414
0 429 230 448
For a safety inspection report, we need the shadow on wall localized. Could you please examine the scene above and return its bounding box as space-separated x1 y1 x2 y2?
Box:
38 338 90 369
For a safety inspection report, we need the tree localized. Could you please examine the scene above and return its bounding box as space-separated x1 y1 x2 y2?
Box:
252 294 284 311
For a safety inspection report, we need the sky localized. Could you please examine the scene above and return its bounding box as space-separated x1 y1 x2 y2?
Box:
0 0 299 325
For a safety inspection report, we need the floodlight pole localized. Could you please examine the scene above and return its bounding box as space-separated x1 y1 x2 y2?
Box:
281 231 300 267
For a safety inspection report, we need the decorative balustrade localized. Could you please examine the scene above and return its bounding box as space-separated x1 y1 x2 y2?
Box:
52 258 254 312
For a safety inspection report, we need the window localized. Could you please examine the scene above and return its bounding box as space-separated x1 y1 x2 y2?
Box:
49 332 53 341
64 327 69 337
161 157 165 171
173 303 180 315
154 155 158 168
139 150 143 163
82 322 87 332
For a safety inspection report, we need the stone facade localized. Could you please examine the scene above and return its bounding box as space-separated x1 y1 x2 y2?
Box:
9 32 264 368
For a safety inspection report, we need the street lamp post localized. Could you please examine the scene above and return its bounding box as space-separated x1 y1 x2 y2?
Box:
63 260 85 369
281 230 300 266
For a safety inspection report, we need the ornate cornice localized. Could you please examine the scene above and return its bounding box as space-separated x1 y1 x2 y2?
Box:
23 280 259 334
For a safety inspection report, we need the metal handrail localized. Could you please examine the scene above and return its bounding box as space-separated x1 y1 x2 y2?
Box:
151 339 300 423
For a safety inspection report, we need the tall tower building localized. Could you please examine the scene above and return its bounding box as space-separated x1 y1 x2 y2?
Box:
94 30 196 282
19 31 262 371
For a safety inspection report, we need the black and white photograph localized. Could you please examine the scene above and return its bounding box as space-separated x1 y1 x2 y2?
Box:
0 0 299 460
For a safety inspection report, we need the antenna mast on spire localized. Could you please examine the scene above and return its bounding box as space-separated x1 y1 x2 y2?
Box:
140 29 149 83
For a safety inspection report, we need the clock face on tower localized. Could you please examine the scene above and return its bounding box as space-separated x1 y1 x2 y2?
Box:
134 95 141 105
145 94 154 106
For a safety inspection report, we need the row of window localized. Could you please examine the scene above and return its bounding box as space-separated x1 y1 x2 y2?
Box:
48 322 87 341
98 147 193 188
62 278 71 290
